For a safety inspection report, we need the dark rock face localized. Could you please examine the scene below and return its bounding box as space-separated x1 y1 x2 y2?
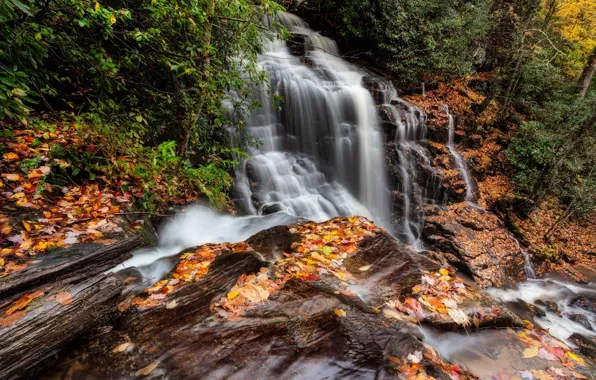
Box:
568 313 593 331
571 296 596 314
423 203 528 288
47 224 487 379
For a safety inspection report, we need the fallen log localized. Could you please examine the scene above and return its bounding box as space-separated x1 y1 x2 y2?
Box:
0 235 145 379
0 273 125 380
0 235 142 300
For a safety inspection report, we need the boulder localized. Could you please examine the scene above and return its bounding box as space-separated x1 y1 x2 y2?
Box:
423 203 528 288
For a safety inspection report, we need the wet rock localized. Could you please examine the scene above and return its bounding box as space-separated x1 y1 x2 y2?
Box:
423 203 528 288
47 220 477 379
571 296 596 314
569 333 596 358
535 300 562 316
503 298 546 323
568 313 593 331
246 225 300 262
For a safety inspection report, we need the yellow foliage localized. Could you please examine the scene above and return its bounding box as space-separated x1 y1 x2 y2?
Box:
541 0 596 73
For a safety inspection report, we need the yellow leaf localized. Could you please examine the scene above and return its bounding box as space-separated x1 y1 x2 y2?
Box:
5 174 20 181
135 363 157 377
3 152 18 161
522 346 539 358
334 308 346 317
566 352 585 366
382 308 403 321
95 2 101 11
439 268 449 276
227 290 239 300
112 342 130 353
22 220 31 232
109 15 116 25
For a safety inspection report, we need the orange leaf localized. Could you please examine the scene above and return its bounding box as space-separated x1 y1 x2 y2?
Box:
22 221 31 232
135 363 157 377
55 292 73 305
0 310 27 327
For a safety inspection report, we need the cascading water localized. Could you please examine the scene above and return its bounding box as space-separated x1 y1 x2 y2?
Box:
375 85 431 249
444 105 477 204
234 13 391 227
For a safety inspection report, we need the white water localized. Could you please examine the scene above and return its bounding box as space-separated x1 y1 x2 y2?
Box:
233 13 390 228
444 105 477 204
511 235 537 279
488 278 596 345
116 205 299 272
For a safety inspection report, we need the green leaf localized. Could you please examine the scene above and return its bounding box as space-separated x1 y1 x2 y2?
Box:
9 0 33 16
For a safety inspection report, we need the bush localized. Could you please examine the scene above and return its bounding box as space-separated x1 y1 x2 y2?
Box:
1 0 286 209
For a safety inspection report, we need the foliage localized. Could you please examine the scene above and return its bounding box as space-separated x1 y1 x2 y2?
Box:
1 0 286 209
541 0 596 75
506 94 596 217
284 0 490 85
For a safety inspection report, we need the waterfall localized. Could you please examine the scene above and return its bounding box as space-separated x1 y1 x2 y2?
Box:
233 13 390 227
376 86 430 249
511 234 537 279
444 105 477 204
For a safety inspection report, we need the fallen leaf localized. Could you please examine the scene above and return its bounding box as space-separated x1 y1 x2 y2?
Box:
439 268 449 276
227 290 239 300
566 352 585 366
165 300 177 309
6 291 44 315
358 264 372 272
5 174 20 181
112 342 130 353
383 308 403 321
571 371 588 379
407 350 423 364
334 308 346 317
55 292 73 305
22 221 31 232
447 308 469 325
135 363 157 377
0 310 27 327
522 346 539 358
3 152 19 161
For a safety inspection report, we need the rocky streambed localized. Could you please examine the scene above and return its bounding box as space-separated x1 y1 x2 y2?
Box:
2 212 593 379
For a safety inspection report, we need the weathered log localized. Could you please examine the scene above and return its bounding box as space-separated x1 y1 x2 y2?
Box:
0 235 145 379
0 235 142 299
0 273 125 380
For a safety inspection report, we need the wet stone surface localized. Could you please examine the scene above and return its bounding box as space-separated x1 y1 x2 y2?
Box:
43 217 594 380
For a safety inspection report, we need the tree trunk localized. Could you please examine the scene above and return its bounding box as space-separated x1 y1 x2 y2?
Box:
578 47 596 99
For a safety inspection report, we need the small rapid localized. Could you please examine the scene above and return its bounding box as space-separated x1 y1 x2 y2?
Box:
487 277 596 345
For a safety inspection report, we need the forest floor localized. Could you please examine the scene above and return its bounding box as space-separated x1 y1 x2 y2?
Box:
0 116 198 281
